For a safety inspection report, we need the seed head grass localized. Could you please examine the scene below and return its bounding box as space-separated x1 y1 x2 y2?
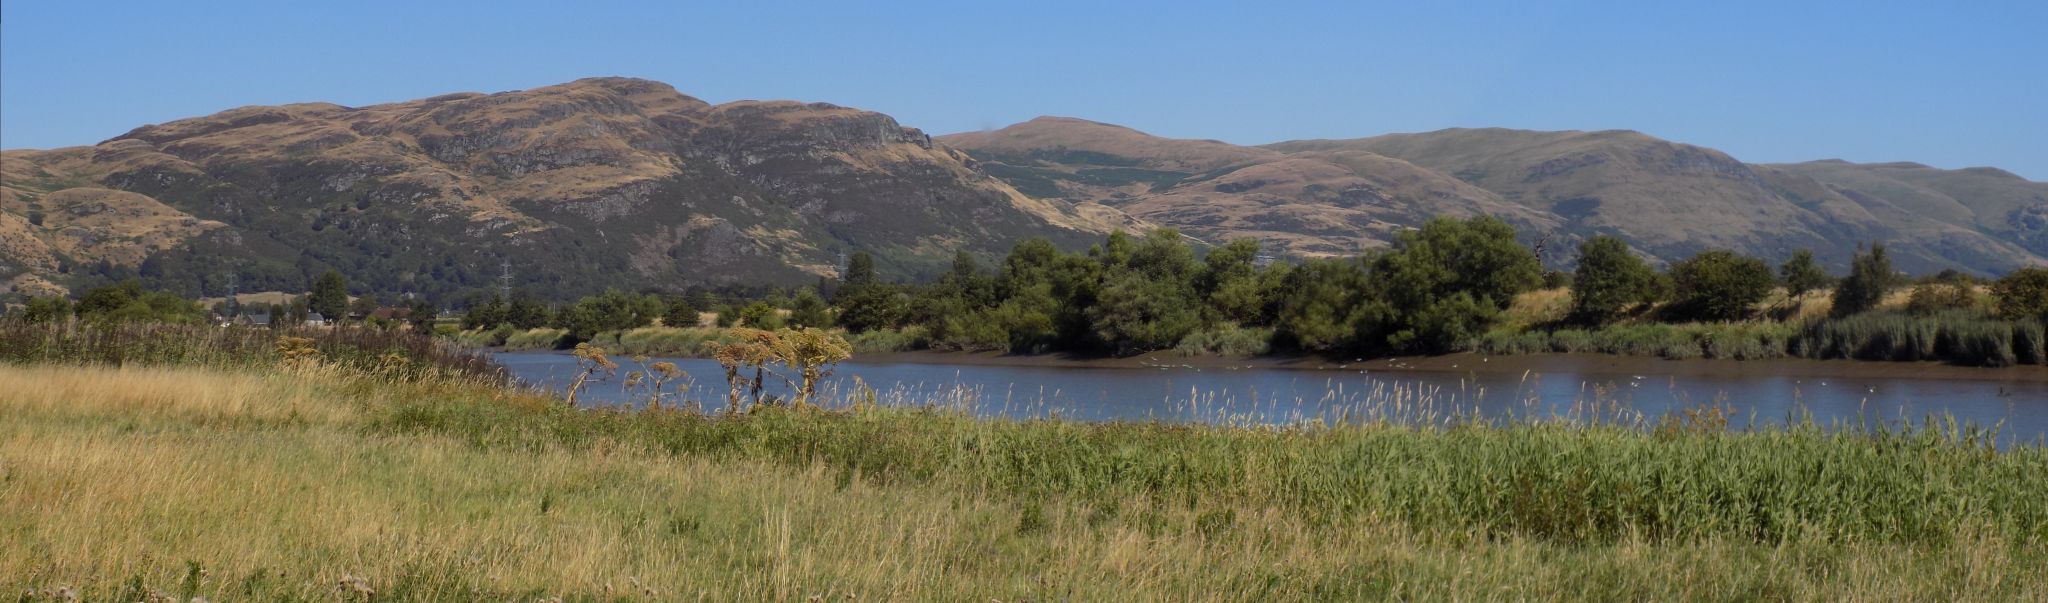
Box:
3 322 2045 600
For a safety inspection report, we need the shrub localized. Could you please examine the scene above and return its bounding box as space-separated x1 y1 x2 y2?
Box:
846 326 931 353
1831 243 1898 317
1568 236 1657 325
1905 283 1977 316
1992 267 2048 320
1779 250 1831 299
1666 250 1773 322
1173 326 1274 356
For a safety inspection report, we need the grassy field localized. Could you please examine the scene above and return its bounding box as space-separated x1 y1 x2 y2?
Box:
5 323 2047 600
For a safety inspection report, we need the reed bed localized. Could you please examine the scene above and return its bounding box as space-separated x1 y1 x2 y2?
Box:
1476 322 1797 361
1480 310 2046 367
1792 309 2045 367
4 322 2045 600
0 320 505 382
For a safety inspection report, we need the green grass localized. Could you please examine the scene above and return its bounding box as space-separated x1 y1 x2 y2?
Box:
1476 321 1797 361
1478 311 2047 368
1792 310 2045 367
10 321 2044 599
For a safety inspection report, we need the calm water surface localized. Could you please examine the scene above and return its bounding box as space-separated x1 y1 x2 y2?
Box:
494 352 2048 446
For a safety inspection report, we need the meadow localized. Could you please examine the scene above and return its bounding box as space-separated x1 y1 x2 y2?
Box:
4 322 2046 600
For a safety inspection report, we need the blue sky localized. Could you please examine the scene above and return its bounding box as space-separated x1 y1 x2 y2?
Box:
4 1 2044 178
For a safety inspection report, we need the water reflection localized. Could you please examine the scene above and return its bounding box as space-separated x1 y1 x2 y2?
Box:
493 352 2046 447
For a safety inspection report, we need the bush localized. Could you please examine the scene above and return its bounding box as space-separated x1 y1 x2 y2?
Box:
1992 267 2048 321
1905 283 1977 315
1831 243 1898 318
1568 236 1657 325
1666 250 1773 322
846 325 931 353
1778 250 1831 299
1173 326 1274 356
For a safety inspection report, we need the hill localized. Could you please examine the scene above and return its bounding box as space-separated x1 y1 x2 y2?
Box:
0 78 1137 300
949 121 2046 273
939 118 1559 257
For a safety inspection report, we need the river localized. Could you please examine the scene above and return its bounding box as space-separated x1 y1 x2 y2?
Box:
492 351 2048 446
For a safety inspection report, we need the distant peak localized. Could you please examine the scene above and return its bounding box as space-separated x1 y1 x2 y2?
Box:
554 76 683 96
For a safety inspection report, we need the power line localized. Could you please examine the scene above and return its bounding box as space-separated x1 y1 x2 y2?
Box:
499 260 513 301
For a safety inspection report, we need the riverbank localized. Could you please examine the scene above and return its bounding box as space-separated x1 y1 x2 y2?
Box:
511 343 2048 385
7 321 2048 599
7 365 2046 599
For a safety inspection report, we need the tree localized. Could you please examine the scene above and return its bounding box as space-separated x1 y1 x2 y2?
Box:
1198 238 1266 325
786 288 831 328
943 250 998 308
833 284 905 333
1085 229 1202 353
1273 259 1375 351
505 291 552 329
1366 216 1540 352
1568 236 1657 325
713 304 740 328
1667 250 1773 322
406 298 438 331
76 280 142 316
737 301 784 330
1779 250 1830 299
287 296 311 324
558 289 660 340
1088 270 1201 353
1831 243 1897 318
308 270 349 319
842 251 877 289
1992 267 2048 320
17 296 73 323
462 295 508 330
1905 282 1976 315
1388 292 1497 354
347 294 381 322
661 296 699 328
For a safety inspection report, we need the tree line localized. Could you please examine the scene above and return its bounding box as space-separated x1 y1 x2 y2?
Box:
476 215 2047 357
17 215 2048 362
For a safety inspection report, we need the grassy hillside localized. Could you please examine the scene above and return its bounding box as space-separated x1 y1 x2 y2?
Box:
0 78 1132 301
952 119 2047 274
1274 129 2048 273
4 323 2046 600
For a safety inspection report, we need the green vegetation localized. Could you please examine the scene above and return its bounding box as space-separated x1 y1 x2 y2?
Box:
1666 250 1774 322
1995 267 2048 321
1568 235 1659 325
19 218 2045 370
308 269 349 319
1779 250 1831 299
4 321 2045 599
1479 321 1799 361
829 216 1542 357
16 280 205 324
1793 310 2045 367
1831 243 1900 318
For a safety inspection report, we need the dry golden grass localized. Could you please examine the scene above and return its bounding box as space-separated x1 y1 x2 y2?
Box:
1504 287 1573 327
4 363 2044 600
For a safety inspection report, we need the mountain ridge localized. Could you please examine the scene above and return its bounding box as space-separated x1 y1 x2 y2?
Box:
2 78 1140 299
947 119 2045 273
5 79 2041 303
